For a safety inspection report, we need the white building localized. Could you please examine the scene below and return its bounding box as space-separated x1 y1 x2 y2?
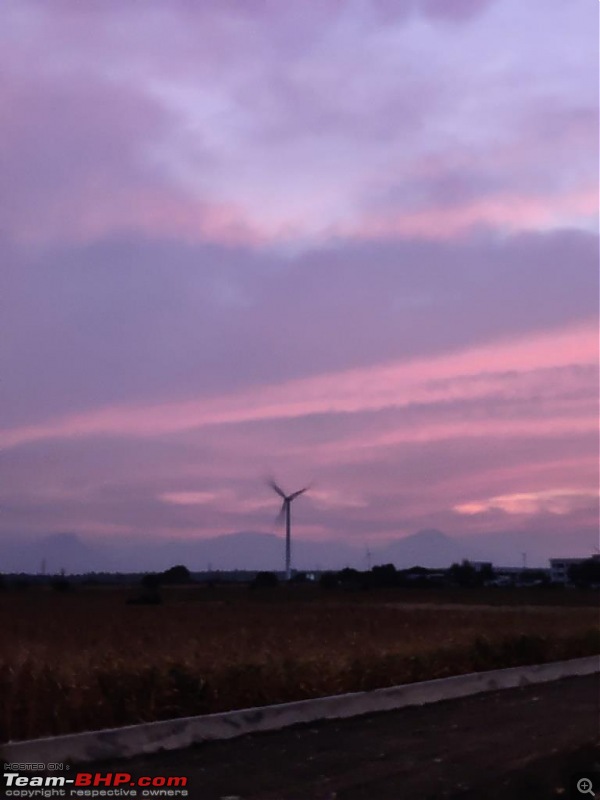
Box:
549 556 598 584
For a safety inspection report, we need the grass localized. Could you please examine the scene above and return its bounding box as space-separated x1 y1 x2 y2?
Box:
0 586 598 742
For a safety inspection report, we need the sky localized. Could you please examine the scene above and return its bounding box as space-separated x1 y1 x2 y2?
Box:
1 0 598 567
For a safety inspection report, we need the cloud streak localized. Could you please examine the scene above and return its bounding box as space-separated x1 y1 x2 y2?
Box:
1 322 596 449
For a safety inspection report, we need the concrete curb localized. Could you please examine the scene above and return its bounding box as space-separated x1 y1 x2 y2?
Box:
2 655 598 765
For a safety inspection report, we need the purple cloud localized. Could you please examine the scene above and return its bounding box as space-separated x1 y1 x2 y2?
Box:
0 0 597 563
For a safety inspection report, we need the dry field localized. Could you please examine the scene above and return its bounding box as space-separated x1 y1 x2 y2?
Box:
0 586 598 743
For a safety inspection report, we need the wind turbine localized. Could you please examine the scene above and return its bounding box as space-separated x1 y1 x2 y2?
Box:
269 480 309 581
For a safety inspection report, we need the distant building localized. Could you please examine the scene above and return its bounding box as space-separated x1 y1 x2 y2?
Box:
488 565 551 587
549 556 599 584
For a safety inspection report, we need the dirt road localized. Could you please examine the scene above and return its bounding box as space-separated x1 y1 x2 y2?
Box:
96 674 600 799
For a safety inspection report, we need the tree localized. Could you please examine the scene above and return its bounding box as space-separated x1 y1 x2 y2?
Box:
51 577 72 592
141 573 161 591
290 571 308 583
337 567 363 590
129 573 162 605
568 559 600 588
449 560 481 588
371 563 397 588
251 571 279 589
319 572 338 590
161 565 191 584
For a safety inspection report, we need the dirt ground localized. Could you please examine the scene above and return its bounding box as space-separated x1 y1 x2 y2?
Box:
93 674 600 800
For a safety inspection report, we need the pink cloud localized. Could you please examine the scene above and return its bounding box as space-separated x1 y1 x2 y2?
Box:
455 489 598 516
308 417 598 465
15 188 266 249
347 188 598 241
1 322 595 449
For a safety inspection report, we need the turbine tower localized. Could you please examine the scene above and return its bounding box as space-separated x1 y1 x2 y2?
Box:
269 480 308 581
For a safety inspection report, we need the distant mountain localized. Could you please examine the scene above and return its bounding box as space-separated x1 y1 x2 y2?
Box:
0 530 359 573
374 529 486 569
464 528 598 568
0 532 116 574
155 531 285 572
0 525 590 574
152 531 359 572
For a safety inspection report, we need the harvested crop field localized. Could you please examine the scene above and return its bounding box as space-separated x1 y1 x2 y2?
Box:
1 586 598 742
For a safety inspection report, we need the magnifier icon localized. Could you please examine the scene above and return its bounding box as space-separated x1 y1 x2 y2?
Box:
577 778 595 796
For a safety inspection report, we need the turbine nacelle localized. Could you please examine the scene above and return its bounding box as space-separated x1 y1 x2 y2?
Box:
268 480 308 502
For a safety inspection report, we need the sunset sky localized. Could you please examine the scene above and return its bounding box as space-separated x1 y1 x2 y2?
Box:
1 0 598 563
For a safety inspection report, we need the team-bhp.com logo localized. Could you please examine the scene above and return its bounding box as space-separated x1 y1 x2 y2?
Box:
3 771 189 797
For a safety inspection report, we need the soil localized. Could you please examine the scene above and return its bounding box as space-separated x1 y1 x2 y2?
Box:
96 674 600 800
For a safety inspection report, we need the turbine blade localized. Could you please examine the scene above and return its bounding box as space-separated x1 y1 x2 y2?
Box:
268 479 287 499
276 499 287 524
289 486 309 501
